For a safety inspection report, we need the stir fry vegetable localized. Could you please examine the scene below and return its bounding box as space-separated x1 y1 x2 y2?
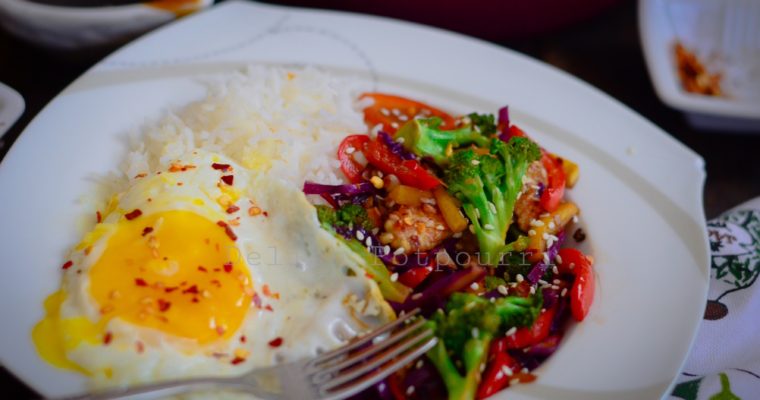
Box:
303 93 594 400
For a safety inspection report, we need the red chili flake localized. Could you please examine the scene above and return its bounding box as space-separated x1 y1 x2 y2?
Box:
268 337 283 348
103 332 113 345
169 163 197 173
134 173 147 179
141 226 154 236
96 211 102 223
262 284 272 297
252 293 262 308
157 299 171 312
264 305 273 312
221 175 234 185
231 357 245 365
217 221 237 241
180 281 188 286
125 209 143 220
177 182 184 186
191 297 199 303
210 279 221 288
211 163 231 171
135 278 148 287
240 335 247 343
226 205 240 214
223 262 233 273
197 266 207 272
182 285 199 294
135 341 145 354
164 286 178 293
263 211 269 217
213 268 221 272
216 325 226 336
61 261 73 270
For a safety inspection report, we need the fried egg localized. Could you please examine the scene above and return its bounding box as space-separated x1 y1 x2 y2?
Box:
33 150 393 390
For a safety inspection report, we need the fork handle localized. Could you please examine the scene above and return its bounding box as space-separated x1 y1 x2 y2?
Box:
59 377 265 400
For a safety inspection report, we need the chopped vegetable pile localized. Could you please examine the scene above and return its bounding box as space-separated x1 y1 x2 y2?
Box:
303 93 594 400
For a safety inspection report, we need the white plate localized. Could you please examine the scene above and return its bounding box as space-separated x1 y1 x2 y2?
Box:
0 1 710 399
639 0 760 131
0 81 24 139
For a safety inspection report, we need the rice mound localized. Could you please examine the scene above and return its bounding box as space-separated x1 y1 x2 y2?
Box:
122 66 370 187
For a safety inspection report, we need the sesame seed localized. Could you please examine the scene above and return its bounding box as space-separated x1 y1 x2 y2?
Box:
406 386 415 396
391 108 401 116
365 237 372 247
572 215 579 223
528 229 536 236
497 285 508 295
488 201 497 214
399 114 409 121
548 221 556 230
469 224 476 234
484 224 495 231
380 108 390 116
474 208 480 218
561 288 568 297
530 219 545 227
502 365 514 376
436 224 446 231
383 245 391 254
356 231 365 241
546 238 555 249
555 255 563 264
552 266 559 275
471 327 479 338
391 122 399 129
543 253 550 264
538 279 548 285
553 279 561 285
471 159 480 165
470 282 479 290
416 360 424 369
506 326 517 336
569 262 575 270
480 363 486 373
394 247 405 256
542 233 550 240
540 212 550 218
510 378 520 385
397 137 405 144
516 274 524 282
390 273 399 282
412 293 422 300
551 285 560 290
529 286 536 294
495 371 504 380
453 232 463 238
521 368 529 374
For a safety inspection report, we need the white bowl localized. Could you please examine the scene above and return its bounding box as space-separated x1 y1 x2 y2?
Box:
639 0 760 132
0 0 213 50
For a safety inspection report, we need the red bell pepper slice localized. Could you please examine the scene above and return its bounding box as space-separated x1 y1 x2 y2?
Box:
477 351 520 399
337 134 370 183
556 248 595 322
539 152 566 213
361 93 456 134
505 307 556 349
398 265 434 289
365 136 441 190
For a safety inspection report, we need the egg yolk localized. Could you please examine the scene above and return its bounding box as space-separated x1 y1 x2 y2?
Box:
89 210 252 343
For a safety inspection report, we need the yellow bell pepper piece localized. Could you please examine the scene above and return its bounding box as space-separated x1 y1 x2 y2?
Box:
527 202 579 263
388 185 432 207
433 187 468 233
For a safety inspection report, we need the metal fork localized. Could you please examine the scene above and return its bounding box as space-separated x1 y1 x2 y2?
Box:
62 310 436 400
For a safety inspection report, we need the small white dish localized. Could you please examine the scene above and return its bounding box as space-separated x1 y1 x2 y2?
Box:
0 82 24 139
0 0 213 50
0 1 710 399
639 0 760 132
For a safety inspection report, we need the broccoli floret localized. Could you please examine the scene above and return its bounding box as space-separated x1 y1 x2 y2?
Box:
467 113 497 136
340 238 411 303
427 292 542 400
394 117 491 165
315 204 375 231
444 137 540 266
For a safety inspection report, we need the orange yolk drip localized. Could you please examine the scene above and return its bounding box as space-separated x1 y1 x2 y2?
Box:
89 210 252 343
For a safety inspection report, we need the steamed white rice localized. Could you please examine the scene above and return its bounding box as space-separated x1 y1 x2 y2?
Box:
121 66 371 188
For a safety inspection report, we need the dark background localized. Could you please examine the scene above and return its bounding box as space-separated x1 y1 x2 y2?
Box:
2 0 759 397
